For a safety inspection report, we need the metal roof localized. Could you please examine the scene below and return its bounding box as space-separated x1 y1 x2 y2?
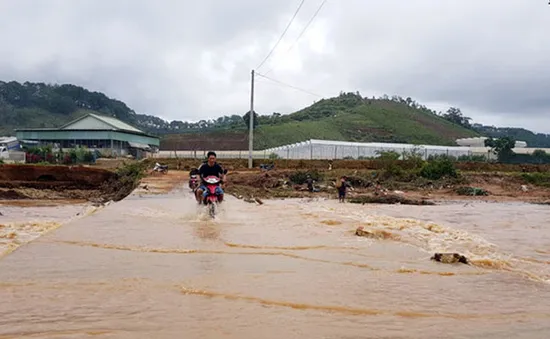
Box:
60 113 143 133
0 136 18 143
128 142 152 150
268 139 470 151
285 139 471 150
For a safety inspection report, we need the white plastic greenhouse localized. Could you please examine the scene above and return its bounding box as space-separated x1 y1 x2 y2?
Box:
264 139 474 160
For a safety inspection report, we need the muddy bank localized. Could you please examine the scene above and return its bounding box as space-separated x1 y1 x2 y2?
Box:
0 163 114 189
4 162 549 207
0 163 146 204
349 194 435 206
224 169 550 204
144 157 550 203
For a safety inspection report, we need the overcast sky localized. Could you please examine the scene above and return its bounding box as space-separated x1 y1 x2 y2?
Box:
1 0 549 133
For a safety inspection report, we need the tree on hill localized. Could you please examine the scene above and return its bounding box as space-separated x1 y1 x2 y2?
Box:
242 110 259 130
441 107 472 128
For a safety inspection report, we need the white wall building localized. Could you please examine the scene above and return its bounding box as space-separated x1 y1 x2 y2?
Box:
154 138 550 161
456 137 527 148
264 139 474 160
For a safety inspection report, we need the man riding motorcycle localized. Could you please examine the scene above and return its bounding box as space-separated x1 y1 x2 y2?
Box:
195 151 226 204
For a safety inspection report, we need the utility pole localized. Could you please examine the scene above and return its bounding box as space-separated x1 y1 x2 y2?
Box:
248 69 255 169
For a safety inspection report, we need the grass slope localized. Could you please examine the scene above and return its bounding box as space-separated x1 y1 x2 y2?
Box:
162 94 479 150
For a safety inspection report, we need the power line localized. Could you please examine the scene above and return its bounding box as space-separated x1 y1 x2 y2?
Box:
255 0 307 71
264 0 327 76
256 72 323 97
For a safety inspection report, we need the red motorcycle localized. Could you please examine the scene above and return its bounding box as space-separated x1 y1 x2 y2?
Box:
203 175 223 218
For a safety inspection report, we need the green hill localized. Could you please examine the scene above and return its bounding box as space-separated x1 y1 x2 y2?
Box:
161 93 480 149
260 93 480 147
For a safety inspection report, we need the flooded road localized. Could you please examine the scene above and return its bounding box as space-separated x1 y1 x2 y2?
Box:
1 188 549 339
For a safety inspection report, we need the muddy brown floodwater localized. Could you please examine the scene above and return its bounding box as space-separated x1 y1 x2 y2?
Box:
1 185 549 339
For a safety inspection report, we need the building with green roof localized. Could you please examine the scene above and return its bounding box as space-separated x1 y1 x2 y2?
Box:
15 113 159 158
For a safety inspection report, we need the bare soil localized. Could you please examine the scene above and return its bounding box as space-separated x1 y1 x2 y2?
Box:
0 163 137 207
2 162 549 208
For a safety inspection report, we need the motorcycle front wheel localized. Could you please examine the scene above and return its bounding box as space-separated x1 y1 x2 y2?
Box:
208 202 216 218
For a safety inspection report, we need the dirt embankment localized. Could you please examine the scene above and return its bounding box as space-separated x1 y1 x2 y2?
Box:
3 160 550 207
139 158 550 204
0 163 145 204
0 164 114 189
223 169 550 205
141 157 550 204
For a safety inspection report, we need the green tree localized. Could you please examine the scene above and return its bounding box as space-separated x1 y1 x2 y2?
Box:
242 110 259 130
532 149 550 164
484 137 515 162
442 107 472 128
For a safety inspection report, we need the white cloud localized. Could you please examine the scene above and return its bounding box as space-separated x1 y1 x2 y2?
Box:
1 0 549 132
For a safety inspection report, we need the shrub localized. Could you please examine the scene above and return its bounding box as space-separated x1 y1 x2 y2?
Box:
98 161 148 202
402 148 426 170
521 173 550 187
289 170 321 184
376 151 403 178
420 157 457 180
455 186 488 196
376 150 400 161
116 161 147 183
62 154 73 165
82 151 95 163
457 154 487 162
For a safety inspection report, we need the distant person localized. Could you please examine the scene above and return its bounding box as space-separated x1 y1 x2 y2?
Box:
305 174 314 193
336 176 352 202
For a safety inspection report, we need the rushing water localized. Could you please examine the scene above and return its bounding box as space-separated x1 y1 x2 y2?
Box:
0 188 549 339
0 202 100 258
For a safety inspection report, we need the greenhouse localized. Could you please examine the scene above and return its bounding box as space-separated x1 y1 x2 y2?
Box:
264 139 474 160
